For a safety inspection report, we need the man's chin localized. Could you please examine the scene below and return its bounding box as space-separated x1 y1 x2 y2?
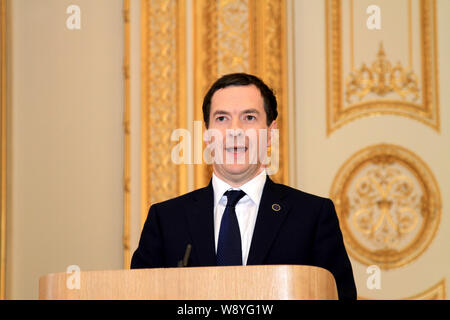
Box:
223 163 250 174
215 163 261 181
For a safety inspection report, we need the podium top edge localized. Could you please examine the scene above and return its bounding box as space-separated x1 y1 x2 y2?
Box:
39 264 334 280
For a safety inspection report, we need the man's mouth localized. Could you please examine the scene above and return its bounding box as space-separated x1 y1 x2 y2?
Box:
225 146 248 153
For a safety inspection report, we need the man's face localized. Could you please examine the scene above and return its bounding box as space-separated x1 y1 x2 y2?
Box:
206 84 276 186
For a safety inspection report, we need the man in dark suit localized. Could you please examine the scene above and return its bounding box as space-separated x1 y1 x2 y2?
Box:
131 73 357 300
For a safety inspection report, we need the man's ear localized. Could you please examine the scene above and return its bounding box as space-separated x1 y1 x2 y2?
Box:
266 120 277 147
204 122 210 146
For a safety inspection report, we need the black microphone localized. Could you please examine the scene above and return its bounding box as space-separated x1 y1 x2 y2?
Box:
177 244 192 267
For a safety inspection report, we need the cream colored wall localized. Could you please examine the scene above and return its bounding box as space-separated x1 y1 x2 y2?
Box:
6 0 124 299
290 0 450 299
128 0 142 267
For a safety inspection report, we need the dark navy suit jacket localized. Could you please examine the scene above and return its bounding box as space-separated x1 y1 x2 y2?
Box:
131 177 357 300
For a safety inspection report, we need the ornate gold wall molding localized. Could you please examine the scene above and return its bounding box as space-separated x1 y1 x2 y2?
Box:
345 42 420 103
193 0 288 188
330 144 441 270
325 0 439 135
404 278 446 300
124 1 188 265
0 0 6 300
140 0 187 231
123 0 131 269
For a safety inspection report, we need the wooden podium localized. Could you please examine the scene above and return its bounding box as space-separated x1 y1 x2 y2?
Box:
39 265 338 300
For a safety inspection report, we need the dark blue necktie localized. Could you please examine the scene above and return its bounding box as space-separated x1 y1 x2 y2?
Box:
216 190 246 266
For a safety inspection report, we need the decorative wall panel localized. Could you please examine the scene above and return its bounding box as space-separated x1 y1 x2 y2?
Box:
325 0 439 135
140 0 187 228
330 144 441 269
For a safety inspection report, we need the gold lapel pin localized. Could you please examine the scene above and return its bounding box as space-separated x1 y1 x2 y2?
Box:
272 203 281 212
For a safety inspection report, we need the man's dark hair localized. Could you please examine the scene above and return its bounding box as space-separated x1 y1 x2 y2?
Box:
202 73 278 128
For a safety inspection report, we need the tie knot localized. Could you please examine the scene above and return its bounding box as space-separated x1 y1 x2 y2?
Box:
224 190 246 208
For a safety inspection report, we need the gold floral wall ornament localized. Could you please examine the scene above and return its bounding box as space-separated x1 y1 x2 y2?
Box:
326 0 439 135
345 42 420 104
330 144 441 269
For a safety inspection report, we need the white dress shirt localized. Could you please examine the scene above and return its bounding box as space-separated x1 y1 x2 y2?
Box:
212 169 267 265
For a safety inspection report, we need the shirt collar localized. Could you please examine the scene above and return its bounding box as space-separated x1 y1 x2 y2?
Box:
212 169 267 207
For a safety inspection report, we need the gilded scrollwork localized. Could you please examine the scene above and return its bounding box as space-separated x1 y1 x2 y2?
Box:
141 0 187 223
217 0 250 74
345 42 420 104
351 167 420 245
326 0 439 135
330 144 441 269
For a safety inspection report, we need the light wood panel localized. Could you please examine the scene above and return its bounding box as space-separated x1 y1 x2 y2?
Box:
39 265 338 300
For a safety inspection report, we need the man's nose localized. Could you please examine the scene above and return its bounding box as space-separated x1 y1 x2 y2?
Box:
226 127 244 138
228 118 244 136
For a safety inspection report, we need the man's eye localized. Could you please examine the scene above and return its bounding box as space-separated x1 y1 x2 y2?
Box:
216 116 227 122
245 115 256 121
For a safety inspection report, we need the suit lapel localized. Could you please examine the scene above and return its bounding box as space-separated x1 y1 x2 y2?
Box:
247 177 290 265
185 181 217 266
